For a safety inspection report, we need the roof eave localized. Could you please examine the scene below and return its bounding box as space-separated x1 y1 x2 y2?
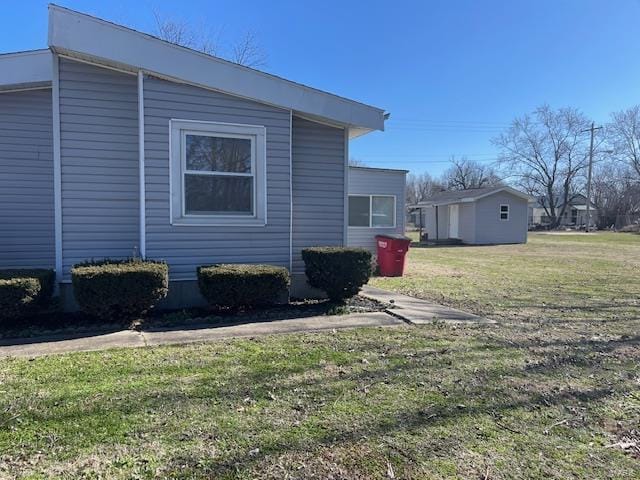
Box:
47 4 386 134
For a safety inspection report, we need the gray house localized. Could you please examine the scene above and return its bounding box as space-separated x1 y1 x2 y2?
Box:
347 166 407 252
412 186 532 245
0 5 386 306
529 193 598 229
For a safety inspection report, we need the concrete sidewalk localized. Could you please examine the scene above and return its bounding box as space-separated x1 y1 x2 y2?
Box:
362 286 494 325
0 312 404 358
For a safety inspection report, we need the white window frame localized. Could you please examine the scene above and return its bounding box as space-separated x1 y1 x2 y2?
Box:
169 119 267 227
348 194 396 228
499 203 510 221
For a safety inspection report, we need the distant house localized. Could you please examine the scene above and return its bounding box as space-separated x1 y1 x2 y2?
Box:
529 194 598 228
347 166 407 252
0 6 387 307
411 186 532 245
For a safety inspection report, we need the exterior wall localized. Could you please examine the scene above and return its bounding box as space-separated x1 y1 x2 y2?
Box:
458 202 476 244
423 205 449 241
291 116 345 272
143 75 291 280
530 205 598 228
347 167 406 252
474 191 528 244
58 58 140 279
0 88 55 269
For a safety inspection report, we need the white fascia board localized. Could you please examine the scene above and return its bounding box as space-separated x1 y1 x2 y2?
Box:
48 5 386 133
0 50 52 88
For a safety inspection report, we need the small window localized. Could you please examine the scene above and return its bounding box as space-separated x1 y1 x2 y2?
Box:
372 196 395 227
500 204 509 221
348 195 396 227
349 196 370 227
170 120 266 226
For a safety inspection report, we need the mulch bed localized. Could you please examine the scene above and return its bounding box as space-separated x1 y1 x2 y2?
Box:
0 295 389 341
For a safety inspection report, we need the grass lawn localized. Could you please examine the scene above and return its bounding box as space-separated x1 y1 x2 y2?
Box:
1 232 639 479
372 231 640 323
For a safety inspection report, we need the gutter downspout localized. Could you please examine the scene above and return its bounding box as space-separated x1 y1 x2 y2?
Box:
137 70 146 258
435 205 439 240
52 53 62 284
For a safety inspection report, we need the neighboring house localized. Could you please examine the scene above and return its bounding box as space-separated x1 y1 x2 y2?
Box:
0 5 386 307
529 194 598 228
411 186 532 245
347 166 407 252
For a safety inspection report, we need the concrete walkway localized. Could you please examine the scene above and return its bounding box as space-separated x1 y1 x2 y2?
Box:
361 285 494 325
0 312 403 358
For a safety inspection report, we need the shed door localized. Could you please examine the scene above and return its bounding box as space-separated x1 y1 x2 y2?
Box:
449 204 459 238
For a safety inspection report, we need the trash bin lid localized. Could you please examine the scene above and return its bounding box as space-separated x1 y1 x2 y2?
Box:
375 233 411 241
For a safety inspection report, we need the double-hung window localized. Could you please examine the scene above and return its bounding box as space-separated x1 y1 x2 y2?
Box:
170 120 266 226
348 195 396 228
499 204 509 221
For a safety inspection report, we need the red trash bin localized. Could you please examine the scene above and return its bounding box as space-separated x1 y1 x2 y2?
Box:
375 234 411 276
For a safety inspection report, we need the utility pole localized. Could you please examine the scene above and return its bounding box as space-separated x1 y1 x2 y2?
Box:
582 122 602 233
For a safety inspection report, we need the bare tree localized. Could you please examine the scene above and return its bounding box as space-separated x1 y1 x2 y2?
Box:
442 156 501 190
607 105 640 178
231 31 267 68
153 11 266 67
591 161 640 229
153 11 218 55
492 105 592 228
406 172 444 204
348 157 368 167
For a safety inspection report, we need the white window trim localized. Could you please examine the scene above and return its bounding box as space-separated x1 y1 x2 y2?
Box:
348 194 396 229
169 119 267 227
500 203 510 221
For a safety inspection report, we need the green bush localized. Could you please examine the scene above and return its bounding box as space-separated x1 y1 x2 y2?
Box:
71 259 169 320
197 264 290 309
302 247 372 301
0 269 55 320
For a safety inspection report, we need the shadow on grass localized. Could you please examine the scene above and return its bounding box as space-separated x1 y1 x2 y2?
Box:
12 326 637 478
0 297 383 347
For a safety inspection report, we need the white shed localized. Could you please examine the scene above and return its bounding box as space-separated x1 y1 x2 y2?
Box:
413 186 532 245
347 166 407 252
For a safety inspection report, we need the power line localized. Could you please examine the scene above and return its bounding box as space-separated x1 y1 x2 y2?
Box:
359 158 501 165
360 152 498 158
389 117 511 126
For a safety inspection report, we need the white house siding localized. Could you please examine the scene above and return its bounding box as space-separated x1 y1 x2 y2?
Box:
143 76 291 280
291 116 345 272
0 88 55 269
347 167 406 252
423 205 450 241
474 191 528 244
58 58 140 279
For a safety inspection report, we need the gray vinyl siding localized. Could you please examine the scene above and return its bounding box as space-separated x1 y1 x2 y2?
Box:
0 88 55 269
458 203 475 244
291 116 345 272
474 191 528 244
59 58 139 278
347 167 406 252
143 76 291 279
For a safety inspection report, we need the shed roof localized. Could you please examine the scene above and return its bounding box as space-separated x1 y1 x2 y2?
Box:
412 186 533 207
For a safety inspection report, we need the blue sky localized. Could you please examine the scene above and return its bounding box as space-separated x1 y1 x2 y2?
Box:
2 0 639 176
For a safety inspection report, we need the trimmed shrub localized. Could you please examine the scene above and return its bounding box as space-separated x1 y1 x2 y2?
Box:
302 247 372 301
71 259 169 320
0 269 55 320
197 264 290 309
